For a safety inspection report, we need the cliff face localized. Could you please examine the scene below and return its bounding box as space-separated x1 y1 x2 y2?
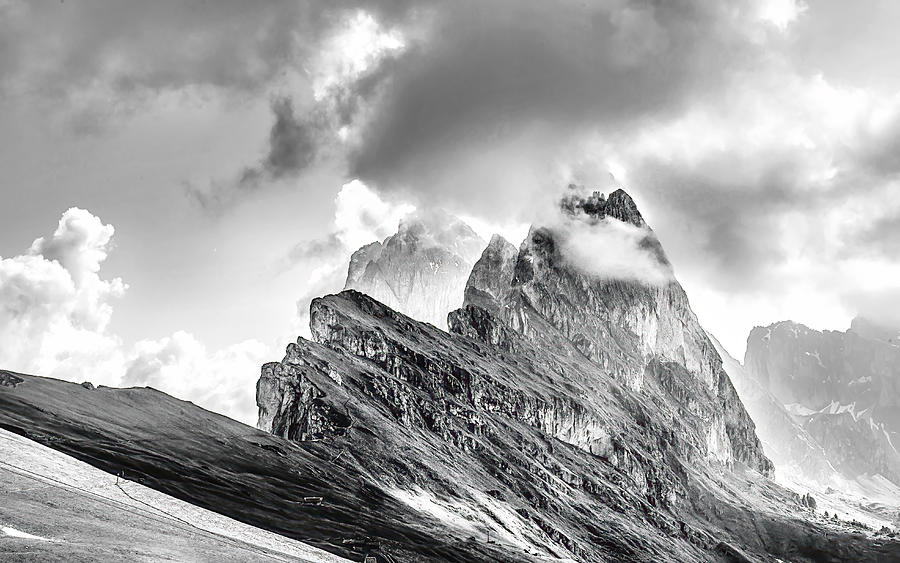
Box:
250 188 858 561
744 319 900 485
465 188 770 474
343 211 485 330
258 290 899 561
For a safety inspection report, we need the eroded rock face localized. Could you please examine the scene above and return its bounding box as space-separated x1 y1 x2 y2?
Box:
462 234 518 315
744 318 900 485
259 291 898 561
252 188 841 561
465 189 770 474
343 210 485 330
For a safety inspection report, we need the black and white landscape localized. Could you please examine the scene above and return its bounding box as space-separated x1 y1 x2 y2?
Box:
2 1 899 562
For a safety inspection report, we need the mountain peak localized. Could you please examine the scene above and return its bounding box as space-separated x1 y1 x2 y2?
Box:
343 211 486 330
559 184 645 227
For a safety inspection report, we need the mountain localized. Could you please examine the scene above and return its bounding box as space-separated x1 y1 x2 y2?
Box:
0 425 348 562
744 318 900 487
258 187 899 561
344 210 485 330
709 335 841 486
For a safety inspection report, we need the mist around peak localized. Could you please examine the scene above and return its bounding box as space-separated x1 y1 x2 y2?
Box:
542 185 674 286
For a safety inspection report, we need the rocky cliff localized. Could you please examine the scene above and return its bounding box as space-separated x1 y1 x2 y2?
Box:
463 188 769 472
744 319 900 486
343 210 485 330
257 188 899 561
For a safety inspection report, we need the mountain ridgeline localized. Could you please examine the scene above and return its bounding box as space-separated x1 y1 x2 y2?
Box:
743 318 900 486
257 188 899 561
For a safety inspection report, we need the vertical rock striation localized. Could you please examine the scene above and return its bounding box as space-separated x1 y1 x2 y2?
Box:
255 187 896 562
464 188 770 473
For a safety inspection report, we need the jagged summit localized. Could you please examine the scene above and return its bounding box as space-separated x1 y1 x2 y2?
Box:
559 185 646 227
462 189 768 473
249 185 900 560
343 209 485 330
462 234 517 315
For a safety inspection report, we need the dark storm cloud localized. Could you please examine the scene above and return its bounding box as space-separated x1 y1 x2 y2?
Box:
236 97 320 190
623 149 840 291
342 1 766 203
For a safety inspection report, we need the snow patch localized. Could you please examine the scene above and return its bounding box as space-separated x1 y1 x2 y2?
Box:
1 526 51 541
388 487 476 531
784 403 817 416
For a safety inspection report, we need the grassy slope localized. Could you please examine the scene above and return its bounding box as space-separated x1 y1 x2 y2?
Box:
0 427 351 562
0 371 514 562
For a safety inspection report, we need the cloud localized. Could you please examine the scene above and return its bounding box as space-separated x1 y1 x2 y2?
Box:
227 97 321 196
551 212 673 287
7 0 900 360
191 8 408 208
0 207 269 424
122 331 269 425
326 2 779 209
843 287 900 331
280 179 415 336
280 179 414 270
28 207 117 285
0 208 125 383
756 0 807 31
0 1 321 101
333 179 415 248
855 211 900 258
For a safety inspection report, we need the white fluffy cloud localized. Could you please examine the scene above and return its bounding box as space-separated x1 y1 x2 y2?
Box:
0 208 269 424
334 179 414 249
311 10 405 103
122 332 269 425
0 208 125 384
556 216 674 286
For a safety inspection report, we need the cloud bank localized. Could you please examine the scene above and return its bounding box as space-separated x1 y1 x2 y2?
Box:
6 0 900 356
0 208 125 382
0 208 268 425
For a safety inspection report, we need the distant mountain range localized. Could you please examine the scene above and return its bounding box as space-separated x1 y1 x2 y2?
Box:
742 317 900 487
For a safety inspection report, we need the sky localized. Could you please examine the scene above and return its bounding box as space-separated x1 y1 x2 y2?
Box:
2 0 900 424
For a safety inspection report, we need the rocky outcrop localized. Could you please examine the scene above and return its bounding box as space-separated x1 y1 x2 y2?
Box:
251 188 850 561
343 210 485 330
462 234 517 315
0 370 24 387
744 318 900 485
259 290 898 561
465 188 770 474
